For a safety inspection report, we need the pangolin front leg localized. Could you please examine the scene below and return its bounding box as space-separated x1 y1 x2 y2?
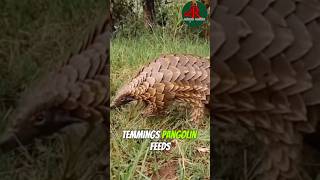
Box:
175 91 206 123
254 134 303 180
141 95 166 117
142 102 158 117
190 100 205 123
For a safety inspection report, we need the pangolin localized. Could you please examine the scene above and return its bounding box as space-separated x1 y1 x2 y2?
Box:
0 14 111 152
212 0 320 179
111 54 210 123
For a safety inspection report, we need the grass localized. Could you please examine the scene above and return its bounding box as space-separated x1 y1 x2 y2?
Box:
110 31 210 179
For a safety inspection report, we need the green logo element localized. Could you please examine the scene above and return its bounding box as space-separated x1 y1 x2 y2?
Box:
182 1 208 27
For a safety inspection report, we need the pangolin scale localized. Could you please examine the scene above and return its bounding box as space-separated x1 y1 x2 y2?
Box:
0 13 111 151
111 54 210 123
212 0 320 179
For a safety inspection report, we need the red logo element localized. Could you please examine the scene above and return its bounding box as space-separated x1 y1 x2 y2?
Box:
183 2 201 18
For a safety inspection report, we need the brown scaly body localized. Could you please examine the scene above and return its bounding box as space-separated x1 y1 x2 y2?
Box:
0 14 111 152
111 54 210 123
213 0 320 179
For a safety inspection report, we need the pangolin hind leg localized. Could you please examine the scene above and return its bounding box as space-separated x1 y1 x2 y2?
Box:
80 123 96 144
190 100 205 123
255 144 303 180
176 95 206 123
141 102 158 117
141 97 166 117
253 131 304 180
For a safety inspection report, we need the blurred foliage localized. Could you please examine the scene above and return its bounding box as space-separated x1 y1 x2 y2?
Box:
0 0 106 109
0 0 107 179
111 0 209 39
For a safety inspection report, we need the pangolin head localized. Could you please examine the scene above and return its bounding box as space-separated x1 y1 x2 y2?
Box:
111 85 136 109
0 78 81 152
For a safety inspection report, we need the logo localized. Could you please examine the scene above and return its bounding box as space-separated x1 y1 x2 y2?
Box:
182 1 208 27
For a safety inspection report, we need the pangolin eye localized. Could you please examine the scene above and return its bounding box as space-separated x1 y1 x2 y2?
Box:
33 113 46 126
121 98 127 102
124 96 134 102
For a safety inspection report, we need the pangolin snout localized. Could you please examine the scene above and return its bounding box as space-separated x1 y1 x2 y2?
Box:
0 132 20 153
